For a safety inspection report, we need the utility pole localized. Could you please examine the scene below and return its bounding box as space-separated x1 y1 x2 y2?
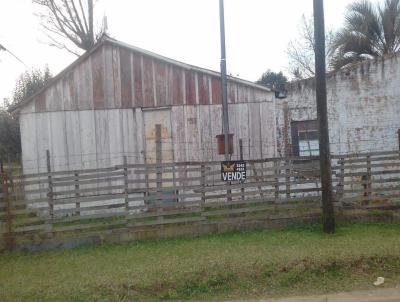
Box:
219 0 230 160
313 0 335 233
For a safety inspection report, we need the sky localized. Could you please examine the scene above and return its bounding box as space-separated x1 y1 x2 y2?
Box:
0 0 381 105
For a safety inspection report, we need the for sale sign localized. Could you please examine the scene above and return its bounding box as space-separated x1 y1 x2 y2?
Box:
221 161 247 181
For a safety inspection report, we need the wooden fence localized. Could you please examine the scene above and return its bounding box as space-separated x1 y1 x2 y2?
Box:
1 150 400 252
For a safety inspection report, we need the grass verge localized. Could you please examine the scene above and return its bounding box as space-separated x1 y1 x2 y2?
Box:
1 222 400 301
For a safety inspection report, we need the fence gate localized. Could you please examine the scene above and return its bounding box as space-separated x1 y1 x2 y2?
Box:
143 109 175 199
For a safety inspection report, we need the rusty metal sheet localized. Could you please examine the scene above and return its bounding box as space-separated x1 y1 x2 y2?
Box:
119 47 132 108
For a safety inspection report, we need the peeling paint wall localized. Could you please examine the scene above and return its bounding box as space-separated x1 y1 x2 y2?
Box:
276 53 400 156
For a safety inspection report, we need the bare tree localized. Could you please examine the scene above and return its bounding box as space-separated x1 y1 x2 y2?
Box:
287 15 334 79
33 0 103 55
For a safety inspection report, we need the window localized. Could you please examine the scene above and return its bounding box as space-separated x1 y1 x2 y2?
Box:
291 120 319 157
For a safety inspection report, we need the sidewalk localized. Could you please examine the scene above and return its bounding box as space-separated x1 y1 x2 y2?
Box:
251 287 400 302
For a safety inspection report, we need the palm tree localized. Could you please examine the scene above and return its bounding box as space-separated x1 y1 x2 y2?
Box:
331 0 400 70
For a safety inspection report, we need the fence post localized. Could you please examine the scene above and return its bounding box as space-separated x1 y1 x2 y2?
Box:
155 124 162 204
285 158 291 199
74 172 80 216
274 159 280 202
366 155 372 202
239 139 245 201
398 129 400 151
46 150 54 219
201 164 206 204
123 156 129 212
1 163 14 251
339 157 345 201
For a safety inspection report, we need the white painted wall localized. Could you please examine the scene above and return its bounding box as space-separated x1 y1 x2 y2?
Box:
276 54 400 156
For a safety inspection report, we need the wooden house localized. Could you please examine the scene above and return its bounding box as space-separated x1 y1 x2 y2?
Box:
11 37 277 174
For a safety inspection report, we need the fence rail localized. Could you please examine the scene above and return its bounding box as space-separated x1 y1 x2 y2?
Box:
1 150 400 252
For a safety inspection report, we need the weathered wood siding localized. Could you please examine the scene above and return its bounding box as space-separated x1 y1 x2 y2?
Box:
20 42 272 114
18 40 276 173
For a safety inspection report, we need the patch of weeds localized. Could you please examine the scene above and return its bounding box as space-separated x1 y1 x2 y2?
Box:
160 271 237 300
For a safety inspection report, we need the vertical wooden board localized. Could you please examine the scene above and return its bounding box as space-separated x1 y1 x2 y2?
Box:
132 52 143 107
209 104 223 161
62 73 72 110
50 111 68 171
92 47 105 109
143 56 155 107
198 74 210 105
247 87 260 102
184 106 201 161
112 46 122 108
154 60 167 106
228 82 236 104
171 106 186 162
260 101 277 158
70 67 79 110
120 109 132 159
235 103 250 159
211 77 222 105
170 66 183 105
237 85 248 103
20 113 39 174
119 47 133 108
198 105 213 161
35 112 51 173
94 110 111 168
34 94 45 113
77 58 93 110
228 104 239 159
65 111 82 170
249 102 262 159
143 109 173 164
185 71 196 105
108 109 124 166
53 80 64 111
103 44 115 108
45 87 55 111
79 110 97 169
20 99 36 114
134 108 146 164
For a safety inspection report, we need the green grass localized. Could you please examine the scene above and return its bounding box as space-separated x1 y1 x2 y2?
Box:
1 222 400 301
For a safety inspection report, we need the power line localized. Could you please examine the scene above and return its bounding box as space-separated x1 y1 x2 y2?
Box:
0 42 27 68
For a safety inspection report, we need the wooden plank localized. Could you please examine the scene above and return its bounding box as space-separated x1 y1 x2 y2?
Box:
103 44 115 108
132 52 143 107
119 47 133 108
52 184 126 196
92 47 105 109
52 175 125 187
185 71 196 105
331 150 400 159
170 66 184 105
154 60 168 106
143 56 154 107
198 74 210 105
211 77 222 104
53 193 125 205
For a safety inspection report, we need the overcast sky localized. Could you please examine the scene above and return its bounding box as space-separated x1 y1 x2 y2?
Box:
0 0 381 105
